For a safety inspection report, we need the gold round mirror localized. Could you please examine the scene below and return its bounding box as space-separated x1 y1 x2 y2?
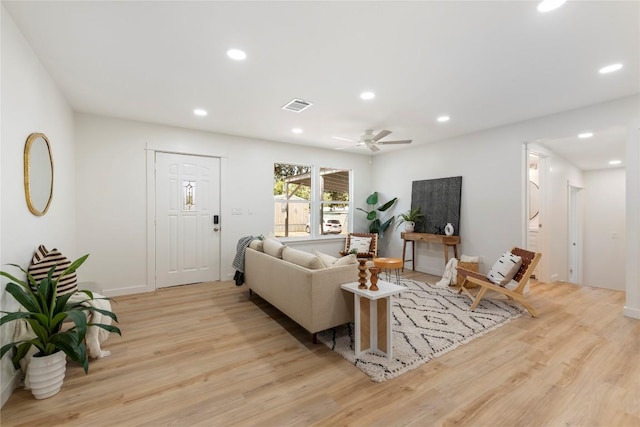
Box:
24 133 54 216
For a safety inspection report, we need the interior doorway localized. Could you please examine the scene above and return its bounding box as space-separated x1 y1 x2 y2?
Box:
568 185 584 284
154 152 221 288
526 150 549 282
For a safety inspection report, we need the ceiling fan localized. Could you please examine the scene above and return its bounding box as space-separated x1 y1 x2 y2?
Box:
334 129 412 152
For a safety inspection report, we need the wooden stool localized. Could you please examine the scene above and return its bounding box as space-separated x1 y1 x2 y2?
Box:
373 258 403 285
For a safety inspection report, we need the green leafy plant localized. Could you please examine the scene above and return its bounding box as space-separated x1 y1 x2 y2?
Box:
395 207 425 230
0 254 121 373
357 192 398 234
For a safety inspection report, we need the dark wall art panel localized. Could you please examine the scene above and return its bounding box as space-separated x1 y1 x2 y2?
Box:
411 176 462 235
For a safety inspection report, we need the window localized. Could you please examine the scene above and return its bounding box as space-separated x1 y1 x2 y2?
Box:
273 163 352 238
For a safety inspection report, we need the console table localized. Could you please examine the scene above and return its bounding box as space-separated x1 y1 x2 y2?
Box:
401 232 461 271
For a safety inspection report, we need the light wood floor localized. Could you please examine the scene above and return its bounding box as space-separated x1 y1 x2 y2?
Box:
2 271 639 427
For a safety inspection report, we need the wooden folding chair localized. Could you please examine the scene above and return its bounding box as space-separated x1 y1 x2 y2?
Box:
457 247 542 317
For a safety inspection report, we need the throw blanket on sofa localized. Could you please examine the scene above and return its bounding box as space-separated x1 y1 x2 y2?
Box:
232 235 256 285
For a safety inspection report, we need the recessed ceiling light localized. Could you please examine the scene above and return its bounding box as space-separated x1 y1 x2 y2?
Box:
537 0 566 13
360 91 375 100
291 128 303 134
578 132 593 138
226 48 247 61
599 63 623 74
437 116 450 123
193 109 207 116
609 160 622 165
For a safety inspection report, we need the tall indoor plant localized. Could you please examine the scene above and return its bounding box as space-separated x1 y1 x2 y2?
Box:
0 254 120 398
357 192 398 235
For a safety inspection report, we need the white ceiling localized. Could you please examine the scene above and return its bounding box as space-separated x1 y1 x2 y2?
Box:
3 1 638 169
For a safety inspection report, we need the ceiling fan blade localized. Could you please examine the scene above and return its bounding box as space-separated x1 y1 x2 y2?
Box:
368 143 380 152
332 136 357 143
378 139 412 145
371 129 391 142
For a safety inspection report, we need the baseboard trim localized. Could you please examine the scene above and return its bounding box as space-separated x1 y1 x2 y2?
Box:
1 369 21 408
623 306 640 320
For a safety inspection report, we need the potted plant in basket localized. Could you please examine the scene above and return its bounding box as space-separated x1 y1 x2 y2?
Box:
0 254 121 399
395 207 425 232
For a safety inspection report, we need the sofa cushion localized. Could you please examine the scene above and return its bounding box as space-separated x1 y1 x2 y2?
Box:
487 252 523 286
313 251 358 268
263 238 285 258
313 250 338 268
333 253 357 267
248 239 263 252
282 246 324 270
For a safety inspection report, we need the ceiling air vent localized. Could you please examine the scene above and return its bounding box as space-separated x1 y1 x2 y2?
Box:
282 98 313 113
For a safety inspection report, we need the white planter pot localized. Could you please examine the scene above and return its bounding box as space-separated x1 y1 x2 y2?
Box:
404 222 415 233
25 351 67 399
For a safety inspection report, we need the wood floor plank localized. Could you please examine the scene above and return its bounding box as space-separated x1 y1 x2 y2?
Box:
1 275 639 426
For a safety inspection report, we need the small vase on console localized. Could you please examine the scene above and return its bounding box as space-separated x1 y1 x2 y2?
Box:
369 266 379 291
358 259 368 289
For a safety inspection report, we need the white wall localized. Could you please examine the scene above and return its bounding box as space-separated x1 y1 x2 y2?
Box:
372 129 523 276
74 114 373 295
582 168 626 290
624 121 640 319
0 5 76 406
372 96 639 316
544 152 584 282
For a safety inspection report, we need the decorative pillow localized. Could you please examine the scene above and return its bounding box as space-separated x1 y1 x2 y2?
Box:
349 236 372 253
332 253 358 267
27 245 78 296
487 252 523 286
282 247 324 270
248 239 263 252
263 238 284 258
313 251 338 268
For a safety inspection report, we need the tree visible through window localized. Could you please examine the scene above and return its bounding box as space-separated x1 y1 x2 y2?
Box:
274 163 351 238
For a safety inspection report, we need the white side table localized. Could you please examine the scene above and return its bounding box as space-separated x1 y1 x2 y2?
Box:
341 280 405 359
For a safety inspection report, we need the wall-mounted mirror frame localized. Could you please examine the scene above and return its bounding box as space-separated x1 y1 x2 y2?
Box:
24 132 54 216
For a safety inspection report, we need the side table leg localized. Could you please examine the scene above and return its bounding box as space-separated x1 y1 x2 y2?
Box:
358 295 371 355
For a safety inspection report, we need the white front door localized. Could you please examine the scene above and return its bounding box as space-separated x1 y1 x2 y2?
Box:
155 152 220 288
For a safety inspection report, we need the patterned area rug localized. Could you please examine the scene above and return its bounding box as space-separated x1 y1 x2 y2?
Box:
318 278 524 382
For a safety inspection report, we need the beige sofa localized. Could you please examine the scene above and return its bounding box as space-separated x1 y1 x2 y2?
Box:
245 242 359 342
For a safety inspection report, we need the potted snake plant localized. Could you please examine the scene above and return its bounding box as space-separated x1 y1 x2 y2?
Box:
0 254 120 399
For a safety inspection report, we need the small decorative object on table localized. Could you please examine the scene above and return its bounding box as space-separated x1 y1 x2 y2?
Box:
358 259 368 289
369 266 379 291
444 222 454 236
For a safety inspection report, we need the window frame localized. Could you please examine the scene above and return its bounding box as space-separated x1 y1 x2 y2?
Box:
273 163 353 240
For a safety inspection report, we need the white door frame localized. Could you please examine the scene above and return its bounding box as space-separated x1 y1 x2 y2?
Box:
146 147 228 290
568 184 584 284
524 144 550 282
